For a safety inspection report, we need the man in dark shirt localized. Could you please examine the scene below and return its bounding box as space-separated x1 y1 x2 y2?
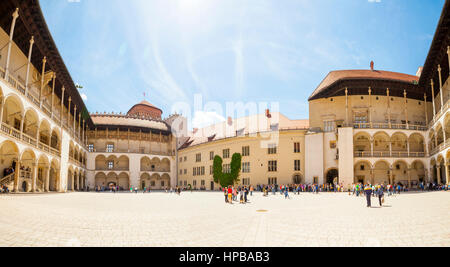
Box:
364 184 373 208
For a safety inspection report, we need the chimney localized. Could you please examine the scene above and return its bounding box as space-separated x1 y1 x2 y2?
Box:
227 117 233 126
193 128 198 134
370 61 374 71
266 109 272 119
416 67 423 77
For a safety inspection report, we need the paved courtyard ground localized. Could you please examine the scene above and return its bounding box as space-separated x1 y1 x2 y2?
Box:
0 191 449 247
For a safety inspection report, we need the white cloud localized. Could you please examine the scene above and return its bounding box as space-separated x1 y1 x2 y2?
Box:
81 93 88 101
368 0 382 3
192 111 226 129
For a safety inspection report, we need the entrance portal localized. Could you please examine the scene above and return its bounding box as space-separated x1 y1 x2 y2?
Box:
326 169 339 184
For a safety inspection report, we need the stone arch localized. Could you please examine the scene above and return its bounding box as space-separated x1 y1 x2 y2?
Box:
149 173 161 188
408 133 425 154
391 132 408 154
373 160 390 185
354 160 373 184
95 172 107 188
292 173 304 184
353 132 371 155
0 140 20 183
435 124 444 146
38 119 51 146
140 172 151 189
23 108 39 139
118 172 129 190
117 155 129 170
392 160 408 185
161 158 170 172
37 154 50 192
95 155 107 170
410 160 426 185
325 168 339 184
373 131 390 156
49 159 60 192
2 94 24 130
19 149 36 192
106 172 118 187
50 128 60 151
161 173 170 188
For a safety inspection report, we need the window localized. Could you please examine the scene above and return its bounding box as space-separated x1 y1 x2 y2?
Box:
201 180 205 186
193 180 197 186
223 164 231 174
294 142 300 153
184 156 187 161
268 161 277 172
210 151 214 160
88 144 94 152
184 181 187 186
107 161 114 170
294 160 301 171
151 181 156 186
324 121 334 132
193 167 197 176
180 170 183 175
268 177 277 185
196 153 201 162
242 178 250 185
161 181 165 187
106 144 114 153
179 157 182 162
184 169 187 174
268 144 277 154
242 146 250 157
223 149 230 159
242 162 250 173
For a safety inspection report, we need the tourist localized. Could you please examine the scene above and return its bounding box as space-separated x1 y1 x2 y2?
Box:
364 184 373 208
224 187 228 203
284 187 290 199
376 185 384 207
227 186 232 203
244 186 249 203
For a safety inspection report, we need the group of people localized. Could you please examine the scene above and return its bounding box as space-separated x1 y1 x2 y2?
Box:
0 185 9 193
223 186 251 204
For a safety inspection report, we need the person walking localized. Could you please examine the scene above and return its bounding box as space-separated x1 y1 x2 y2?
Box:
224 187 228 203
364 184 373 208
376 185 384 207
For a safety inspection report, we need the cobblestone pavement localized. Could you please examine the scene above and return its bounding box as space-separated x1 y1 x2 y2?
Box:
0 191 449 247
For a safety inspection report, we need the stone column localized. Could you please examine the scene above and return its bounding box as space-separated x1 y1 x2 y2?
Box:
73 105 77 135
387 88 391 128
437 166 442 184
67 97 71 128
438 65 444 111
431 79 436 117
45 167 50 192
13 161 21 192
407 168 411 188
71 172 75 191
25 36 34 94
404 90 408 128
51 74 55 115
389 169 393 185
31 163 37 192
39 57 47 105
445 163 449 185
368 87 372 128
4 8 19 80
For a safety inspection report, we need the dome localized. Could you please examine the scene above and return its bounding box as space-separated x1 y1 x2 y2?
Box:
127 100 163 120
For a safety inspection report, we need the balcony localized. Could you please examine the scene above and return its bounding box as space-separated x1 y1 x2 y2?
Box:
354 151 426 158
1 122 61 157
352 123 427 131
0 67 86 149
429 138 450 156
91 148 174 157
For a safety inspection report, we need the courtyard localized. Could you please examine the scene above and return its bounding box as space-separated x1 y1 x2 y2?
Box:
0 191 449 247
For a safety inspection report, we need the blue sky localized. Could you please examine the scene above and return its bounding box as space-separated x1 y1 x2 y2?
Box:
40 0 444 127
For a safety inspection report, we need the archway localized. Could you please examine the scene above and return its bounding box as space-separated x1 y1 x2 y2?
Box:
392 160 408 185
373 132 390 157
354 161 372 184
95 172 107 188
325 169 339 184
20 149 36 192
118 172 129 190
140 173 151 190
374 161 390 185
354 132 371 156
292 173 304 184
49 159 59 192
3 95 23 130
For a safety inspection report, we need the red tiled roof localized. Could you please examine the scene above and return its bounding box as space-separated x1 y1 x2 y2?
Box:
309 70 419 100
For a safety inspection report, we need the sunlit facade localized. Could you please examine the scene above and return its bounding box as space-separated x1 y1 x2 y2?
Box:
0 1 449 193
